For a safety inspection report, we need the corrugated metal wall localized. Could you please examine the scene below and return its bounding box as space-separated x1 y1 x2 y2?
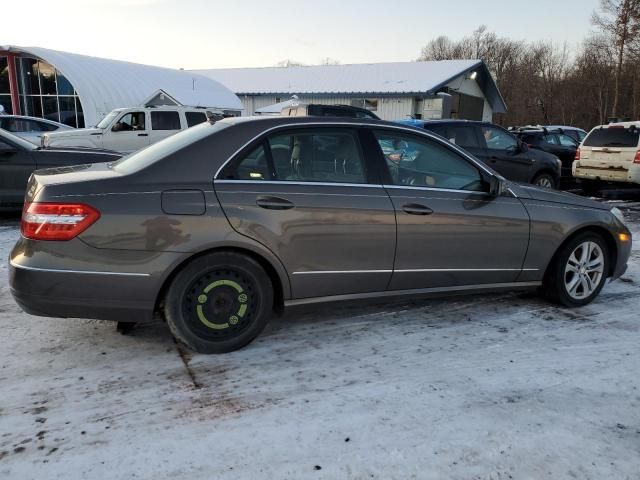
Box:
239 95 415 121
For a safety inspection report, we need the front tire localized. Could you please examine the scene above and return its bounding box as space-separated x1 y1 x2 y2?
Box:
164 252 274 354
542 232 609 307
532 172 558 189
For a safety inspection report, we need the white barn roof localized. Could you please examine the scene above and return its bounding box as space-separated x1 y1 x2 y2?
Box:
4 46 242 126
194 60 506 113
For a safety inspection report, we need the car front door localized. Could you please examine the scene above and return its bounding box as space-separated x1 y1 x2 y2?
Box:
479 125 533 182
0 137 36 207
214 126 397 300
368 128 530 291
103 111 150 153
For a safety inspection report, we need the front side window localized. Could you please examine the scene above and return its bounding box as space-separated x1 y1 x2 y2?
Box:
480 126 518 151
374 130 484 192
113 112 145 132
151 111 181 130
224 129 367 184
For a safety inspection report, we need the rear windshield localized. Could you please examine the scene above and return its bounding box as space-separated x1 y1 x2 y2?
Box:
583 127 640 148
110 121 230 174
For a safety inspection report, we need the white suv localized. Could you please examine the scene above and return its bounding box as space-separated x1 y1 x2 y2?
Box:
573 122 640 186
42 106 237 154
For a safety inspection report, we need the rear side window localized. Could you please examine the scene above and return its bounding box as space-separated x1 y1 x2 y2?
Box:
224 129 367 184
151 111 181 130
428 125 480 149
583 127 640 148
185 112 207 128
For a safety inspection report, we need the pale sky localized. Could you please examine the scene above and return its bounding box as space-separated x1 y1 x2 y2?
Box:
3 0 601 69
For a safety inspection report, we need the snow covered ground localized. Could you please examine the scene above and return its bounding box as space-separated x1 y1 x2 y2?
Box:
0 202 639 480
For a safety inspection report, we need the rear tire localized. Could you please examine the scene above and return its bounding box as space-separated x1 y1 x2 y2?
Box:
532 172 558 189
164 252 274 354
542 232 609 307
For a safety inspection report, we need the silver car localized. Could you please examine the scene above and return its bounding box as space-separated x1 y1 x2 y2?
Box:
0 115 73 145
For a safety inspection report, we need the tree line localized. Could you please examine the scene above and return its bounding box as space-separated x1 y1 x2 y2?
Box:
417 0 640 129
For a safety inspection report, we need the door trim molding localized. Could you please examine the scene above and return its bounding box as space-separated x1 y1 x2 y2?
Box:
284 281 542 306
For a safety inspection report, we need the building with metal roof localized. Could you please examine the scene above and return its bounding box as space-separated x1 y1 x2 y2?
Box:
194 60 506 121
0 46 242 128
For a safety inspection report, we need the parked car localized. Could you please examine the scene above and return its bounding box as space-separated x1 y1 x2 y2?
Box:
281 103 380 119
0 115 73 145
0 128 121 209
42 106 236 154
546 125 588 143
573 121 640 189
399 120 562 188
9 116 631 354
510 126 579 179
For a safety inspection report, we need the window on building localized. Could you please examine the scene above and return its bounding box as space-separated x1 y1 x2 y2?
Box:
151 111 181 130
11 56 84 127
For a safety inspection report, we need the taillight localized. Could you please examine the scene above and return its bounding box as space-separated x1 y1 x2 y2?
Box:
574 148 581 161
21 202 100 241
634 150 640 164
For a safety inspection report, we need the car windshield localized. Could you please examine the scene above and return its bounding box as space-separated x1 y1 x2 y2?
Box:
96 111 120 129
0 127 37 150
583 127 640 148
110 120 230 174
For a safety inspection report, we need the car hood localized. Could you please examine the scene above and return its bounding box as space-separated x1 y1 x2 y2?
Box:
45 127 103 139
514 183 609 210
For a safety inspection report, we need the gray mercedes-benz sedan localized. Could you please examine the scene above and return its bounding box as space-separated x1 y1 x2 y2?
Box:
9 116 632 353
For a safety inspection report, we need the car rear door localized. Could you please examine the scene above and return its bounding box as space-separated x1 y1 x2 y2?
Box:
367 127 530 291
149 111 183 145
214 126 397 300
478 125 533 182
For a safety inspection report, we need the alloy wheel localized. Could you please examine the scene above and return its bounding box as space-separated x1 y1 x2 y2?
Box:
564 241 605 300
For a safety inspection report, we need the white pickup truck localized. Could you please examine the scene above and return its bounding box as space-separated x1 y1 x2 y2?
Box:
42 106 237 154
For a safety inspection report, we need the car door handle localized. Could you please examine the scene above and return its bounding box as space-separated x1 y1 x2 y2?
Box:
256 196 295 210
402 203 433 215
137 133 149 137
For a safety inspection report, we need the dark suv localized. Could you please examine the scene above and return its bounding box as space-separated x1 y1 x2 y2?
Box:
510 127 579 179
281 104 380 120
399 120 562 188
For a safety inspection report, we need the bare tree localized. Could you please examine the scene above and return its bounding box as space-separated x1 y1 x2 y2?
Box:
592 0 640 118
275 59 305 68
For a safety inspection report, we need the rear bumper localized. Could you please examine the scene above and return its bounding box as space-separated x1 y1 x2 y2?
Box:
9 237 182 322
10 262 154 321
573 163 640 185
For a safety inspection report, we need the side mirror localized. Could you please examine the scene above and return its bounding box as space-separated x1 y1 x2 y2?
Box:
489 175 507 197
518 141 528 153
112 123 122 132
